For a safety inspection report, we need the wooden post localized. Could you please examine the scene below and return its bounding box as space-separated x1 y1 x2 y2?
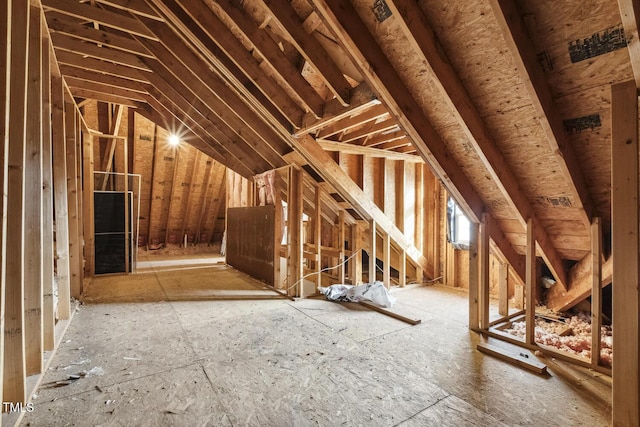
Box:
314 184 322 288
468 221 479 330
0 0 9 407
123 133 130 273
337 211 345 284
82 132 94 277
4 0 29 404
525 218 536 345
65 102 81 298
399 248 406 287
498 263 509 316
383 231 391 288
24 4 43 377
611 80 639 427
273 173 282 288
395 160 405 233
41 20 55 352
479 214 490 329
164 145 179 246
368 219 376 282
351 222 362 285
287 167 303 297
181 150 201 245
591 217 602 367
51 72 70 321
195 159 214 244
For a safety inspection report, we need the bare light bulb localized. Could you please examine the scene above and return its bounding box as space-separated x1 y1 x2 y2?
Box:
168 134 180 146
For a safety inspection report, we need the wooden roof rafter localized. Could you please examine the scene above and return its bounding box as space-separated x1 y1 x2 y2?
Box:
618 0 640 89
262 0 353 106
211 0 325 119
384 0 568 289
133 15 290 170
54 49 150 83
310 0 527 283
488 0 594 231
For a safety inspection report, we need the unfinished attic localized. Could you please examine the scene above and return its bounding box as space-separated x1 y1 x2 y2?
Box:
0 0 637 424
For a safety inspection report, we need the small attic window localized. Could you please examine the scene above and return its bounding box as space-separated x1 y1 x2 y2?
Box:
447 197 470 249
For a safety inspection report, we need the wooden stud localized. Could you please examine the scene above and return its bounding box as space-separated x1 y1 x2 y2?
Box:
0 0 8 406
479 214 490 330
180 150 201 244
273 173 282 288
207 171 227 246
399 248 406 288
51 72 71 321
469 221 479 330
287 167 303 297
368 219 376 283
338 211 345 284
194 158 214 243
383 231 391 289
65 103 82 298
611 79 639 427
41 21 56 352
618 0 640 89
163 144 179 246
591 217 602 368
525 218 536 346
395 160 405 233
4 0 29 404
498 263 509 317
24 4 43 377
315 184 322 289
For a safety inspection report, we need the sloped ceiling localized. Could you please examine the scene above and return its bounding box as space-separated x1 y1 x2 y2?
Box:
42 0 638 289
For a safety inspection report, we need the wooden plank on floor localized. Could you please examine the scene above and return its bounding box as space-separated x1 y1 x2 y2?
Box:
4 0 30 404
477 342 547 375
358 300 421 325
611 79 639 427
24 4 43 377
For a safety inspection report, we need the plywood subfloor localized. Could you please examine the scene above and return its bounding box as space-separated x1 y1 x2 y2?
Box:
22 259 610 426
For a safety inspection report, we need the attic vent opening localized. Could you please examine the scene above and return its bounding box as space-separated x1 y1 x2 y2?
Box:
373 0 392 23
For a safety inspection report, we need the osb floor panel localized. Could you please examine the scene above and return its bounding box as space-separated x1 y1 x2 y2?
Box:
22 260 611 426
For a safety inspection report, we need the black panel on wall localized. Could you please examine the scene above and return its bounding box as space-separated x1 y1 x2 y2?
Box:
94 192 132 274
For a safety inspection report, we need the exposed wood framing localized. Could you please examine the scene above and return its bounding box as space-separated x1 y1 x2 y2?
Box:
0 0 9 406
469 222 479 330
24 4 43 377
479 214 491 330
287 166 303 297
368 219 376 282
64 102 82 298
591 217 602 368
611 79 639 427
3 0 29 405
619 0 640 88
525 218 536 346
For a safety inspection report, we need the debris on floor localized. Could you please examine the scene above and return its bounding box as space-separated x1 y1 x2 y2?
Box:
318 281 397 308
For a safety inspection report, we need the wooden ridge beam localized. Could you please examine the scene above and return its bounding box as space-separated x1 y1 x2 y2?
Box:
263 0 352 106
211 0 324 118
151 0 301 130
489 0 593 230
46 13 154 58
41 0 158 40
386 0 568 290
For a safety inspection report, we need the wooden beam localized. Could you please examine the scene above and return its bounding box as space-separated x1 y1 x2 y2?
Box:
386 0 568 291
611 79 639 427
498 263 509 317
46 14 153 58
479 214 490 330
383 231 390 288
54 50 149 83
65 103 82 298
83 131 95 277
287 167 303 297
317 139 422 162
469 222 479 330
489 0 593 230
351 222 362 285
525 218 536 346
163 146 179 246
58 65 149 93
591 217 602 368
211 0 323 118
94 0 162 20
368 219 376 283
0 1 9 407
263 0 352 106
315 184 322 288
311 0 526 284
66 88 139 107
3 0 29 405
24 4 43 377
618 0 640 89
65 77 147 102
98 104 123 190
152 0 301 129
42 27 56 352
317 104 388 139
51 71 71 322
41 0 158 40
547 256 613 313
50 32 150 72
180 150 201 244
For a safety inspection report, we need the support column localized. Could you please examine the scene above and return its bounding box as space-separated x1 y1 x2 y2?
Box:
337 211 345 284
383 232 390 288
468 221 479 330
4 0 29 404
287 167 303 297
479 214 490 330
591 217 602 368
368 219 376 283
65 102 81 298
525 218 536 346
611 79 639 427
